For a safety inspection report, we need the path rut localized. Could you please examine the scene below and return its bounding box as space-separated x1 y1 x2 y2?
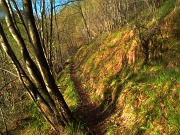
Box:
70 62 106 135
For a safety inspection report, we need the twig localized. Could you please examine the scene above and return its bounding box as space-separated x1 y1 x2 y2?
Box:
0 67 18 77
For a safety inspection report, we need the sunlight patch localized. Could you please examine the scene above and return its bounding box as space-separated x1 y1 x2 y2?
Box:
120 104 136 127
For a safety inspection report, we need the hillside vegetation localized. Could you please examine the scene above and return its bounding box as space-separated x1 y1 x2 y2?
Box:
58 0 180 134
1 0 180 134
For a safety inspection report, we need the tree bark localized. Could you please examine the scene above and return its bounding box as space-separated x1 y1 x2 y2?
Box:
0 0 75 132
22 0 74 125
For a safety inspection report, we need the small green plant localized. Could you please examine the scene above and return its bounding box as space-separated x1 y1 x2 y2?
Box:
57 66 80 113
22 101 51 135
65 122 86 135
107 124 119 135
156 0 177 19
63 78 79 112
103 101 109 109
91 94 100 101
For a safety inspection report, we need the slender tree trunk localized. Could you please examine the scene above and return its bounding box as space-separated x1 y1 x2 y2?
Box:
76 2 91 43
0 0 75 132
49 0 53 70
23 0 74 126
0 23 65 132
40 0 48 60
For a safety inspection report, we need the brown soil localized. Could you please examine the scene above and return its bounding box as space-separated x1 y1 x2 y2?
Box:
70 61 107 135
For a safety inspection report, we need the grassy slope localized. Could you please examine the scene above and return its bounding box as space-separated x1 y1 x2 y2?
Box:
17 0 180 134
60 0 180 134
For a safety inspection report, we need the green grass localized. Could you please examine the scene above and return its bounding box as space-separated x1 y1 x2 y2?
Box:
13 102 52 135
156 0 177 19
13 0 180 134
117 63 180 134
57 64 88 134
57 65 80 113
64 122 87 135
73 2 180 131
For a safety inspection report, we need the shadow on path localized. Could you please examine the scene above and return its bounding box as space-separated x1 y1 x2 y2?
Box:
70 61 108 135
70 53 135 134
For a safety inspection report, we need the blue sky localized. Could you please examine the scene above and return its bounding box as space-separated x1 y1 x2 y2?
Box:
0 0 70 19
0 4 7 19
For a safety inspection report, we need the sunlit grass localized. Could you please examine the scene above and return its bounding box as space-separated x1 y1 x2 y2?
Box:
156 0 177 19
115 63 180 134
64 122 87 135
70 1 180 134
14 102 52 135
57 66 80 113
57 64 87 134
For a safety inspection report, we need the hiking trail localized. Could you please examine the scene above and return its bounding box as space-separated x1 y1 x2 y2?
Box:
70 61 106 135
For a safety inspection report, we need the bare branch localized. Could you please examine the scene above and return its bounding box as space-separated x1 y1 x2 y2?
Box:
0 67 18 77
54 0 83 9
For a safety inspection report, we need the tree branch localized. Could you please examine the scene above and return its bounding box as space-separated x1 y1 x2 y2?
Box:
54 0 83 9
0 67 18 77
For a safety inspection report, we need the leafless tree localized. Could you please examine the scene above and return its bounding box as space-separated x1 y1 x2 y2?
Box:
0 0 75 133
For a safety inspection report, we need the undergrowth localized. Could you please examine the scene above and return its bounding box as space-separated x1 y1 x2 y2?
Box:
57 63 85 134
73 0 180 134
114 63 180 134
57 64 80 113
9 0 180 134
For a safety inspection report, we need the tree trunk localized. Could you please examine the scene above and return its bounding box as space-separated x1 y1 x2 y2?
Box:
0 0 75 133
22 0 74 125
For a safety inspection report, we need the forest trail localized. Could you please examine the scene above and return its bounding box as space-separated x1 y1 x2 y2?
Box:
70 61 106 135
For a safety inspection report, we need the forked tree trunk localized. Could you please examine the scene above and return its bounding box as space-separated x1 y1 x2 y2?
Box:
0 0 75 133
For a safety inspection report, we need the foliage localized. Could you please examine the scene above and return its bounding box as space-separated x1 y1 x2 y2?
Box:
1 0 180 134
57 65 80 113
57 63 87 134
72 0 180 134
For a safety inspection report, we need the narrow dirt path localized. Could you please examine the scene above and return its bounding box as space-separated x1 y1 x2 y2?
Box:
70 61 106 135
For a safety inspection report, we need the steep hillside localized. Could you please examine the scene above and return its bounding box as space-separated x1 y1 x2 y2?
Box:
58 0 180 134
